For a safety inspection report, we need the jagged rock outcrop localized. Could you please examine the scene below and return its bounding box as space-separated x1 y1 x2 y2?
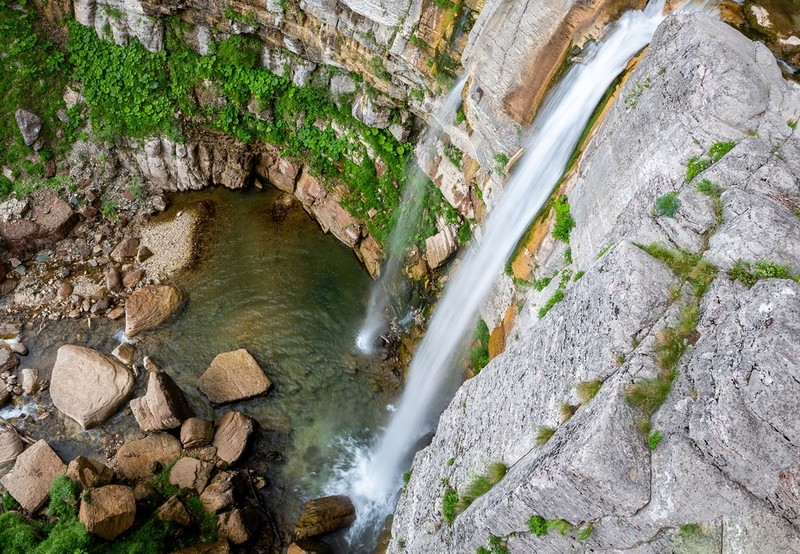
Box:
392 13 800 553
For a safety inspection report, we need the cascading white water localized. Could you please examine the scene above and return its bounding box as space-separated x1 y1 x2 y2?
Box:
356 75 468 354
336 0 719 547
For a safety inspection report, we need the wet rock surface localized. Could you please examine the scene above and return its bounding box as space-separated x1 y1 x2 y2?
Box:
125 285 183 338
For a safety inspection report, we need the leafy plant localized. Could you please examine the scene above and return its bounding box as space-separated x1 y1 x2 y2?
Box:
493 152 508 174
728 259 798 288
552 196 575 243
685 156 710 182
708 140 735 163
647 430 664 450
653 192 681 217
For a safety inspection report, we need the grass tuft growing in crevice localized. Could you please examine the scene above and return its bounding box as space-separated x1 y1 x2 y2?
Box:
576 379 602 405
535 426 556 446
728 259 799 288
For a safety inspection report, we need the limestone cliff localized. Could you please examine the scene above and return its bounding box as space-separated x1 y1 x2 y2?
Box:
391 12 800 553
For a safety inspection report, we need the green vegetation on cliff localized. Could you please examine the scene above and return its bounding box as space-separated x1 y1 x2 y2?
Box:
0 1 69 197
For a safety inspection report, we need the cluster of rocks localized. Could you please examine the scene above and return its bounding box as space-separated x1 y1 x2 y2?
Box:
0 177 173 325
0 324 42 410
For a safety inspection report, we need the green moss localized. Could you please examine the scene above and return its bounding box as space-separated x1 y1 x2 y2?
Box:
708 140 736 163
527 515 548 537
685 156 710 182
467 319 491 374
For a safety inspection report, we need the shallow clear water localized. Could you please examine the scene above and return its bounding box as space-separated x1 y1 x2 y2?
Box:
15 186 395 546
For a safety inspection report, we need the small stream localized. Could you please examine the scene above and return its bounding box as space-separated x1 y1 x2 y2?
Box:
8 186 397 550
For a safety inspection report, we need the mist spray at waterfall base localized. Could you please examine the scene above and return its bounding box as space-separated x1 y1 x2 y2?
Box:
333 0 716 548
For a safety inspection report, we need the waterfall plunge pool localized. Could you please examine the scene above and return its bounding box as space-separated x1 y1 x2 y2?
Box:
12 186 400 551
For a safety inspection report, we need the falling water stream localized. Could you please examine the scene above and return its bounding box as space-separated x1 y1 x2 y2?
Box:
356 75 468 354
332 0 702 548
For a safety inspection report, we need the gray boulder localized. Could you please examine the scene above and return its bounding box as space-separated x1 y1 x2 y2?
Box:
14 109 41 146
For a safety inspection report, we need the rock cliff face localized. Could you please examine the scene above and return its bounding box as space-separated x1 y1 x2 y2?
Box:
391 13 800 553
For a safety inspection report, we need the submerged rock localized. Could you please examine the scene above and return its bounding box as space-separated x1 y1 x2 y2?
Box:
50 345 134 429
131 371 193 432
0 440 65 512
125 285 182 338
197 349 272 405
294 495 356 539
79 484 136 540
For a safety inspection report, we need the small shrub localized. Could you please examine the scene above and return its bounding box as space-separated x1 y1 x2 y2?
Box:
402 470 412 492
552 196 575 243
461 475 492 504
728 259 797 288
576 379 602 404
647 430 664 450
695 179 721 199
442 488 458 523
455 106 466 124
573 270 585 281
653 192 681 217
447 457 455 466
563 247 572 264
493 152 509 174
685 156 710 182
708 140 736 162
788 119 798 130
535 426 556 446
533 276 552 291
467 320 491 374
444 143 462 168
527 514 548 537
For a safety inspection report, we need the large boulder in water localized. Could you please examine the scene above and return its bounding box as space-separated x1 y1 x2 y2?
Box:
79 484 136 540
131 371 193 432
125 285 182 338
50 345 134 429
115 433 181 480
197 349 272 405
294 495 356 539
0 440 65 512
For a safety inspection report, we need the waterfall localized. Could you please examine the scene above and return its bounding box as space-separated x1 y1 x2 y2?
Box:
335 0 717 547
356 75 468 354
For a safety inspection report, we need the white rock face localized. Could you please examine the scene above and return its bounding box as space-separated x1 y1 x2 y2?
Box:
392 13 800 553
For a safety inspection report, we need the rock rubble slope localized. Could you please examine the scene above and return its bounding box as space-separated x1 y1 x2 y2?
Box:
391 13 800 553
